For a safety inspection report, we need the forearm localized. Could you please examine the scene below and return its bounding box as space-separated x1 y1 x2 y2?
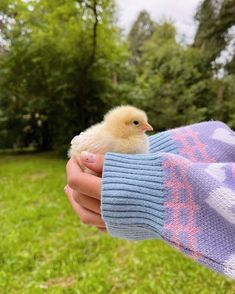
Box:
101 152 235 278
149 121 235 162
101 152 165 240
102 121 235 278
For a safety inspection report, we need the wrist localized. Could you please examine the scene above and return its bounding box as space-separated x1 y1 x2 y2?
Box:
101 152 165 240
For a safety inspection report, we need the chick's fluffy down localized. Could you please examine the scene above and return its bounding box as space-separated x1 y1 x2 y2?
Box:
68 105 152 174
69 121 149 160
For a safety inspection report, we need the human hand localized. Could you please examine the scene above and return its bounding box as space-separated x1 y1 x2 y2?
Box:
65 152 106 232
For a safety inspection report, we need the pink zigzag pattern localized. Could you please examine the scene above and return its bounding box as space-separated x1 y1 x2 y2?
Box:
172 128 216 163
163 156 202 260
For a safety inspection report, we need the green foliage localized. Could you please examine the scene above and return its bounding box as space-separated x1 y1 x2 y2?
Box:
192 0 235 129
127 22 215 130
194 0 235 73
1 153 234 293
0 0 123 151
217 75 235 127
0 0 234 151
128 10 156 66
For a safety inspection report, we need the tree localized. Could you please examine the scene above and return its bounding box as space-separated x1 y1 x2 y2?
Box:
194 0 235 74
193 0 235 129
128 10 156 66
0 0 124 151
136 22 217 130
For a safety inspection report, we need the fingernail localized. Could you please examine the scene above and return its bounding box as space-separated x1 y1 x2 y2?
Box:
64 185 68 193
81 151 97 163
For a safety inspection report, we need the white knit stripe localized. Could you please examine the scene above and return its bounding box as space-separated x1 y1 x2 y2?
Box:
206 187 235 224
212 128 235 145
205 163 226 183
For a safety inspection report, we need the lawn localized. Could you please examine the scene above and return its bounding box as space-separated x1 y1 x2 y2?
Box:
0 153 234 294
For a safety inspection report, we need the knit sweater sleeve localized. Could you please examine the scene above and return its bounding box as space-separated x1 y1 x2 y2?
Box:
101 121 235 278
148 121 234 162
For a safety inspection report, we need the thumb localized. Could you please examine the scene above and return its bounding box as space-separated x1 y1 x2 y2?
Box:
80 151 104 174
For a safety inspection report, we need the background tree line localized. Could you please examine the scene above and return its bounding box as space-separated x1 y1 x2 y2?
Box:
0 0 234 152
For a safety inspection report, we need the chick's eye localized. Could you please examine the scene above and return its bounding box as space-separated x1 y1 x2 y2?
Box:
133 120 139 125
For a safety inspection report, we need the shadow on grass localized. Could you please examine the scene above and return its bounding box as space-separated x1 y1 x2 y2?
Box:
0 148 67 159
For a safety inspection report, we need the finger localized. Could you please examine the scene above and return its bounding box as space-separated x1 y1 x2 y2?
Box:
65 186 105 227
65 185 81 213
80 152 104 175
66 158 101 199
73 190 101 214
97 227 107 232
79 206 105 227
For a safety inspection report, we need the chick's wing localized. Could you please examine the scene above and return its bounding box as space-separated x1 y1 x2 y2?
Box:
69 123 114 156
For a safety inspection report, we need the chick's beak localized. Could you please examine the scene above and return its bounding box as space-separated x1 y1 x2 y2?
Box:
142 122 153 132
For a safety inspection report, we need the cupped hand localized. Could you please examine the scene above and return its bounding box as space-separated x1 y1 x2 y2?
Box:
65 152 106 232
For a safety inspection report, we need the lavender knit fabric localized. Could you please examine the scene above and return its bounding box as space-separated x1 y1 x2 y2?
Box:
101 121 235 278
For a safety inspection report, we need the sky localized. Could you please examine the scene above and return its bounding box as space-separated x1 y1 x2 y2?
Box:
1 0 201 46
115 0 202 44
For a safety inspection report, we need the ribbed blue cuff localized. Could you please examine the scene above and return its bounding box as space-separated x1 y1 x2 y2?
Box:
149 131 177 154
101 153 165 240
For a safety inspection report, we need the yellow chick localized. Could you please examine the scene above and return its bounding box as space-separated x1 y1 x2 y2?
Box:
68 105 153 169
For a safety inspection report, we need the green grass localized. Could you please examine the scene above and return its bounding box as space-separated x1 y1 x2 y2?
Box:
0 153 234 294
